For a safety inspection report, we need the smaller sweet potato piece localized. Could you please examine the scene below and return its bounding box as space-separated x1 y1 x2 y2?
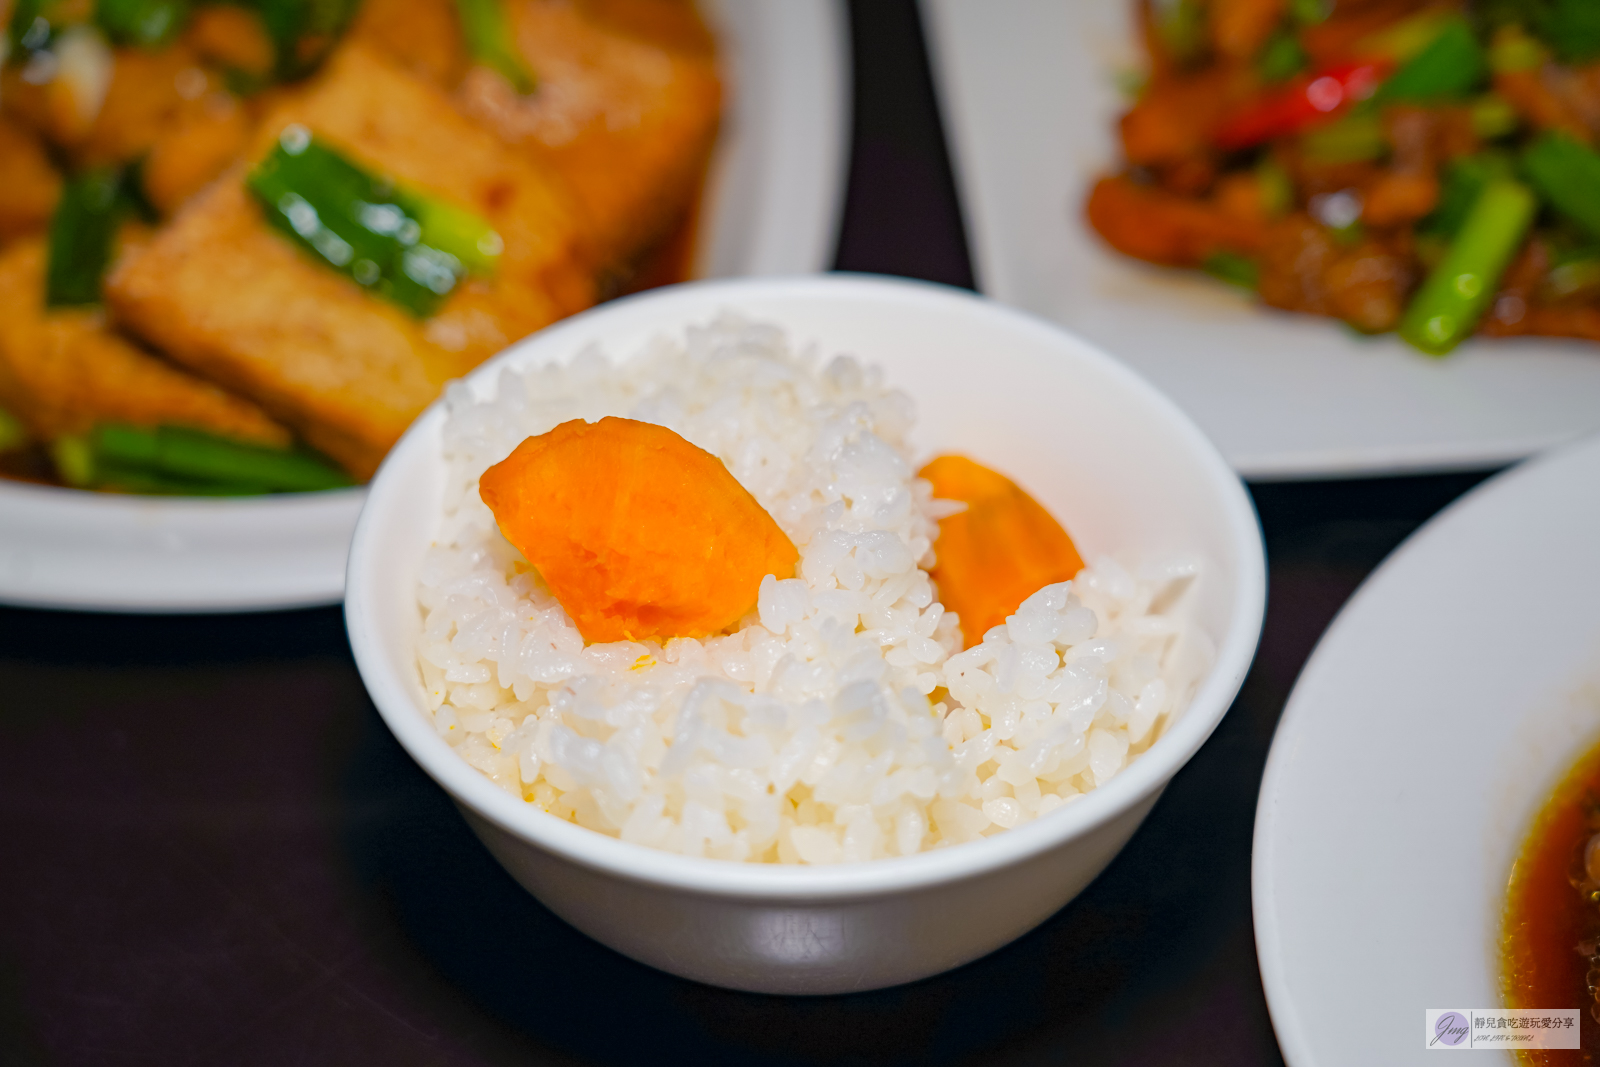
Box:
479 417 799 644
920 455 1084 650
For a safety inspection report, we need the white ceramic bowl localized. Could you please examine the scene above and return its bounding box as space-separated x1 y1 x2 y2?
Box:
344 274 1266 994
1254 434 1600 1064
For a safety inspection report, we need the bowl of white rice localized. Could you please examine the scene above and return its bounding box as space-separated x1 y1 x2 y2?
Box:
345 274 1265 994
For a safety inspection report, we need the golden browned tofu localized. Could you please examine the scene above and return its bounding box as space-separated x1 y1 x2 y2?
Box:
345 0 467 88
141 94 253 215
0 238 290 447
105 44 595 478
0 115 61 242
579 0 717 58
455 0 722 270
184 4 275 79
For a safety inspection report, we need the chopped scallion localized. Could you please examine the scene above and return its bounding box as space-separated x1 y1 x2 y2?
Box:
1372 18 1488 104
1398 178 1536 356
1419 151 1514 241
50 435 95 487
1257 32 1307 83
1203 252 1260 290
1521 132 1600 242
454 0 536 93
246 125 502 318
1300 112 1387 163
95 0 189 46
91 423 353 493
46 168 131 307
1542 0 1600 64
7 0 50 53
1289 0 1330 25
1256 156 1295 219
1470 93 1519 139
0 408 27 453
1488 24 1545 73
251 0 361 79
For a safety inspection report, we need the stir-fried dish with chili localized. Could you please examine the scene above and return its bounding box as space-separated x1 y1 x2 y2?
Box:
1086 0 1600 355
0 0 719 494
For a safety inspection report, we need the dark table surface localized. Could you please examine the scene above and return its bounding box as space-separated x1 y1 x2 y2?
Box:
0 3 1509 1064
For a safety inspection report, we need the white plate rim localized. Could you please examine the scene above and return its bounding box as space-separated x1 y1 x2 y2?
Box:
1252 432 1600 1065
918 0 1600 481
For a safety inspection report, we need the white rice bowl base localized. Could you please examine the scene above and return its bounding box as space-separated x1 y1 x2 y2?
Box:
416 315 1214 864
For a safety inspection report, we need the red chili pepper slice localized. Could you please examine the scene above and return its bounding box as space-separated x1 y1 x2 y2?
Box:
1213 60 1393 152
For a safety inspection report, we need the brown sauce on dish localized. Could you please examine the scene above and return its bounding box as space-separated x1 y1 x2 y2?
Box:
1503 741 1600 1063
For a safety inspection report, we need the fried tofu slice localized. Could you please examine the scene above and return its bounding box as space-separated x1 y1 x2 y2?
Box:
105 44 595 478
140 93 253 215
345 0 468 88
0 238 290 447
0 115 61 242
455 0 721 270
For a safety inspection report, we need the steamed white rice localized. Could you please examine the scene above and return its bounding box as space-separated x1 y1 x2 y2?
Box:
415 314 1213 863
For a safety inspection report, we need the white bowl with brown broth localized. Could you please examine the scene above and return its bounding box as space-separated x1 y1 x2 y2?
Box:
1256 435 1600 1063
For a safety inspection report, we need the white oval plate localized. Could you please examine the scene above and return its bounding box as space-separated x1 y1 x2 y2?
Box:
920 0 1600 479
0 0 849 614
1253 434 1600 1065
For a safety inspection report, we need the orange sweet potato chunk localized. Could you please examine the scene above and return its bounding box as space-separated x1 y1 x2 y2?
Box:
920 455 1085 649
479 416 799 643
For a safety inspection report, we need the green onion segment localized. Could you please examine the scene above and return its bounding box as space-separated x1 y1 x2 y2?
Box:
252 0 362 79
1421 151 1515 242
7 0 50 53
88 423 353 494
95 0 190 46
454 0 536 93
1300 112 1387 164
1203 251 1260 290
1373 18 1488 104
0 408 28 453
46 169 131 307
246 125 503 318
1257 32 1308 83
1399 178 1536 356
1522 132 1600 242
